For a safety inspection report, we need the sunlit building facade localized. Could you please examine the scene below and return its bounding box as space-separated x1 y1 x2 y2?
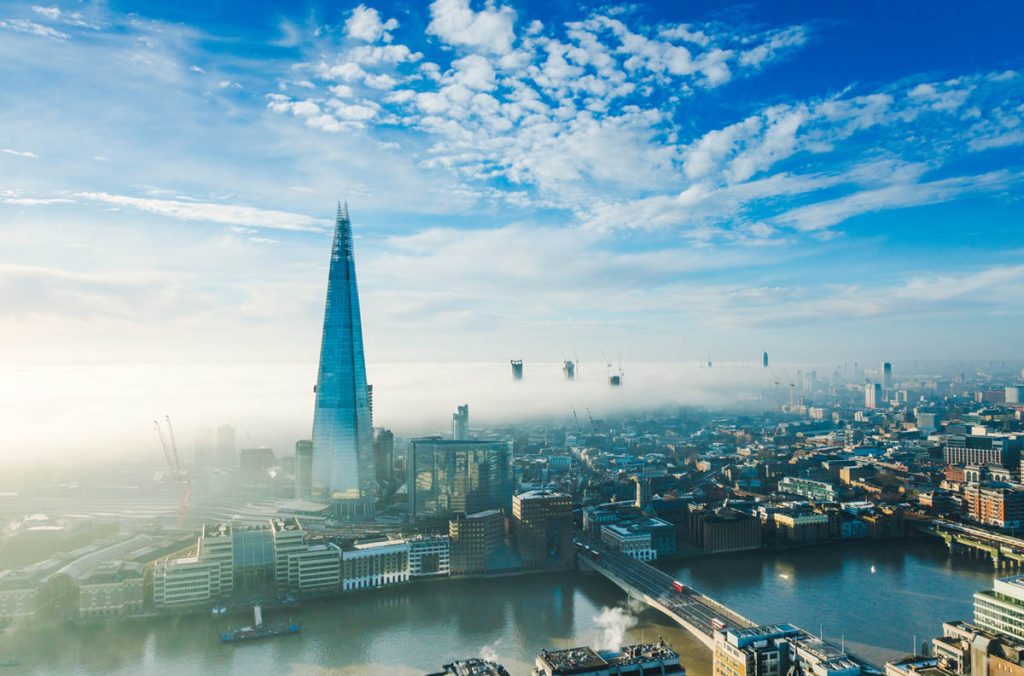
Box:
311 203 377 518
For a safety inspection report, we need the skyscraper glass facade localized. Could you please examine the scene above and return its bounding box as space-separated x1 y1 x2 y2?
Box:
408 438 514 521
311 204 376 518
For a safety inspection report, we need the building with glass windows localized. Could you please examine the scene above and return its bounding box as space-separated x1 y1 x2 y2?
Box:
407 438 514 522
311 203 377 519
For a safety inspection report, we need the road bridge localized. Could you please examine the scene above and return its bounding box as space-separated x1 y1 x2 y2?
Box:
576 540 755 650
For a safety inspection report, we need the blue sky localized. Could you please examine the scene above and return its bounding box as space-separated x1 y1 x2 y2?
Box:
1 0 1023 374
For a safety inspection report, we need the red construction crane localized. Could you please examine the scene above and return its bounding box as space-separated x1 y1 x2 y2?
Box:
154 415 191 527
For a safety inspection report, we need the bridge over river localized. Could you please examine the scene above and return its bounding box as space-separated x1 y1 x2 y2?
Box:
577 538 881 674
576 540 755 650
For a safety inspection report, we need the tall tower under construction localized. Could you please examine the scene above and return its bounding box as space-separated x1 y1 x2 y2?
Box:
563 360 576 380
310 203 376 519
452 404 469 441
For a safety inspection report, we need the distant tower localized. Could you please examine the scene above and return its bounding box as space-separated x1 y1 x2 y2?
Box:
763 352 769 368
215 425 236 467
882 362 893 390
452 404 469 440
563 360 576 380
511 360 523 381
294 439 313 499
311 203 376 519
865 383 882 409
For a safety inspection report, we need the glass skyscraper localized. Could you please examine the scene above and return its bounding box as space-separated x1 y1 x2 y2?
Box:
407 438 514 522
311 203 376 518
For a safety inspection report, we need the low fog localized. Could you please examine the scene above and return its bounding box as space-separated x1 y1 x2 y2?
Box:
0 360 793 468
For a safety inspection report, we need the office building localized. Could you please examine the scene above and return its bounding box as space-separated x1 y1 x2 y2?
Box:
1007 387 1024 405
563 360 576 380
153 556 226 609
215 425 236 467
882 362 893 390
285 543 342 594
511 490 573 570
311 203 377 518
714 624 799 676
601 524 657 561
407 438 514 521
976 576 1024 641
341 539 409 591
374 428 395 483
511 360 523 381
865 383 882 409
449 509 505 575
945 435 1022 469
408 535 451 577
452 405 469 441
689 508 762 554
778 477 840 502
295 439 313 499
239 447 274 494
763 352 769 368
536 641 684 675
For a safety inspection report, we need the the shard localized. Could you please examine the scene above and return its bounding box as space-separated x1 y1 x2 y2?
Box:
311 202 376 518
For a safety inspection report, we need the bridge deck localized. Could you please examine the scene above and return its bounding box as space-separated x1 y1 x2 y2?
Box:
578 541 754 649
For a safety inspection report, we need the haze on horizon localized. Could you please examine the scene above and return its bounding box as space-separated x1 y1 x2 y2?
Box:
1 0 1022 466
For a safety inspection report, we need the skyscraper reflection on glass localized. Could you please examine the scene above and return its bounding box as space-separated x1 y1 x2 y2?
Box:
311 203 376 518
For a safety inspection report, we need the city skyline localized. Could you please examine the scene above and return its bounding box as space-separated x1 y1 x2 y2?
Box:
1 0 1023 461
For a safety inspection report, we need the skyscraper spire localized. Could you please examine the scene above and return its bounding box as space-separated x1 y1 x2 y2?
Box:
311 202 376 519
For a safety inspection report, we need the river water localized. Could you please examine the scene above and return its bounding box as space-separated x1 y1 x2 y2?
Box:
0 538 995 675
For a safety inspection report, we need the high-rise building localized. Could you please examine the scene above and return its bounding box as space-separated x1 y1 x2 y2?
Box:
511 490 573 570
452 405 469 441
449 509 505 575
373 428 394 483
311 204 376 519
865 383 882 409
215 425 236 467
882 362 893 390
239 447 274 495
511 360 523 381
563 360 576 380
762 352 769 368
294 440 313 499
407 438 514 521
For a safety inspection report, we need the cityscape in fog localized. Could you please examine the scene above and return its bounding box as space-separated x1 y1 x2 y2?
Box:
2 0 1024 674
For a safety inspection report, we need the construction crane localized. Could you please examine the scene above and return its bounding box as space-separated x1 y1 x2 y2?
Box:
154 415 191 527
585 407 595 429
571 407 583 434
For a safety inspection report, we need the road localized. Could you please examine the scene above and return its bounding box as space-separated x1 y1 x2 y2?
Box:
576 538 753 637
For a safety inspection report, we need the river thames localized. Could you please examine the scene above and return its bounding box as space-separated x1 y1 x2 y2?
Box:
0 538 995 675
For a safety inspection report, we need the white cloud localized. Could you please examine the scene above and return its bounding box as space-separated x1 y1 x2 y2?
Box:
427 0 517 54
0 18 70 40
345 4 399 43
31 5 61 19
773 170 1019 231
1 148 40 159
75 192 327 231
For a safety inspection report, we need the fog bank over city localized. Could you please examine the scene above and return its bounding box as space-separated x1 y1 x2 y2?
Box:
1 359 821 468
